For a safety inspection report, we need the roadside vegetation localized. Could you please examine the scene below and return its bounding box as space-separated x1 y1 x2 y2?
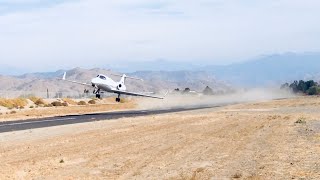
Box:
281 80 320 95
51 101 68 107
63 98 77 105
88 99 96 104
0 98 28 109
0 97 135 119
29 96 46 106
0 97 130 115
77 101 87 106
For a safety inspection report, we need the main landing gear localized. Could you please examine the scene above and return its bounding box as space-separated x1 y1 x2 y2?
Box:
115 94 121 102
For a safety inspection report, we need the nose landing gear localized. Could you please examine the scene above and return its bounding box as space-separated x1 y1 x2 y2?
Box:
93 88 101 99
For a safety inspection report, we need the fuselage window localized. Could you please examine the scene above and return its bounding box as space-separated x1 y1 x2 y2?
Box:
99 75 106 80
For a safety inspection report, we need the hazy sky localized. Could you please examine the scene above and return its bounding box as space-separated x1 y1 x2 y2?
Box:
0 0 320 72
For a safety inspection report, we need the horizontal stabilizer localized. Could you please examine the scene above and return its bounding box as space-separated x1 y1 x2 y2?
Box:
110 73 143 81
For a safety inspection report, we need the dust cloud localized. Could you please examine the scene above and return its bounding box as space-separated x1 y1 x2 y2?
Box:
137 88 295 110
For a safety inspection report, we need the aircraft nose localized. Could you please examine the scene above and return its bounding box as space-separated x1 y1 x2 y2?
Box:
91 78 96 86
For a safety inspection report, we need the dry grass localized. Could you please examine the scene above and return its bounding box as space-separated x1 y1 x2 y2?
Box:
10 110 17 114
51 101 68 107
28 96 39 103
232 172 242 179
28 96 46 106
63 98 77 105
88 99 96 104
0 98 28 109
77 101 87 105
295 117 307 124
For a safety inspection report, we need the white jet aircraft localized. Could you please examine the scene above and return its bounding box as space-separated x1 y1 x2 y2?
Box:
62 72 166 102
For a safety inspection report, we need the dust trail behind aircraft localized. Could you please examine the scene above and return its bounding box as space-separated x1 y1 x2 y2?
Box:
137 88 294 110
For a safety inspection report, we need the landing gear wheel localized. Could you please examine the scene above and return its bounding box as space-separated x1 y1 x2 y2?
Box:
116 98 120 102
96 94 101 99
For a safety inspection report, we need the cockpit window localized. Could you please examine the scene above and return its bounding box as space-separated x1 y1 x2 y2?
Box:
99 75 106 80
96 75 99 77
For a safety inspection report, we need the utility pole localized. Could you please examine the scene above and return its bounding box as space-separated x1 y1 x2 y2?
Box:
47 88 49 99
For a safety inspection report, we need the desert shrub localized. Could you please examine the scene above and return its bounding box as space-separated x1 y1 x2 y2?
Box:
285 80 319 94
29 96 39 103
28 96 46 105
10 110 17 114
88 99 96 104
44 104 53 107
232 172 242 179
295 117 306 124
62 102 68 107
29 105 34 108
77 101 87 105
15 98 28 107
51 101 63 107
306 86 320 95
0 98 28 109
63 98 77 105
35 99 46 105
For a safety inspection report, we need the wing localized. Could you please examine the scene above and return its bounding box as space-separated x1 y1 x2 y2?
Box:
61 72 92 87
112 89 168 99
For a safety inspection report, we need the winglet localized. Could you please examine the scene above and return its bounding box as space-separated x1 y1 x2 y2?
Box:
158 90 169 99
163 90 169 98
62 72 66 80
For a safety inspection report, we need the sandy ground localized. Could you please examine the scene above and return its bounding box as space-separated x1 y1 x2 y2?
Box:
0 96 319 179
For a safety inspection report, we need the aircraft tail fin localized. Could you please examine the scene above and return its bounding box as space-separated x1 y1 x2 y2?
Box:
119 74 127 84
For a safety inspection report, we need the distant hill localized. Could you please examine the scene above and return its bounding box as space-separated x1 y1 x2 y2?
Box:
104 59 203 73
129 70 229 92
0 68 229 98
202 52 320 86
18 70 66 79
109 52 320 86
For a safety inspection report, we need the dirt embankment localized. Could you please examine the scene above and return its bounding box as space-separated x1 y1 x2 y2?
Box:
0 97 136 122
0 96 319 179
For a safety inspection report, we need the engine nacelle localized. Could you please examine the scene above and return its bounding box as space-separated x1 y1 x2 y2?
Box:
117 84 126 91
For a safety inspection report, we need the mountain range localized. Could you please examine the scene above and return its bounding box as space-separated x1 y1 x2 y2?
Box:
0 52 320 97
202 52 320 86
0 68 229 98
115 52 320 86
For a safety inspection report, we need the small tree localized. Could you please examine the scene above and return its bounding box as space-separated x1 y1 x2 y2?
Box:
297 80 308 93
289 80 299 93
183 88 191 94
305 80 317 90
306 86 320 95
203 86 214 95
280 83 289 89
